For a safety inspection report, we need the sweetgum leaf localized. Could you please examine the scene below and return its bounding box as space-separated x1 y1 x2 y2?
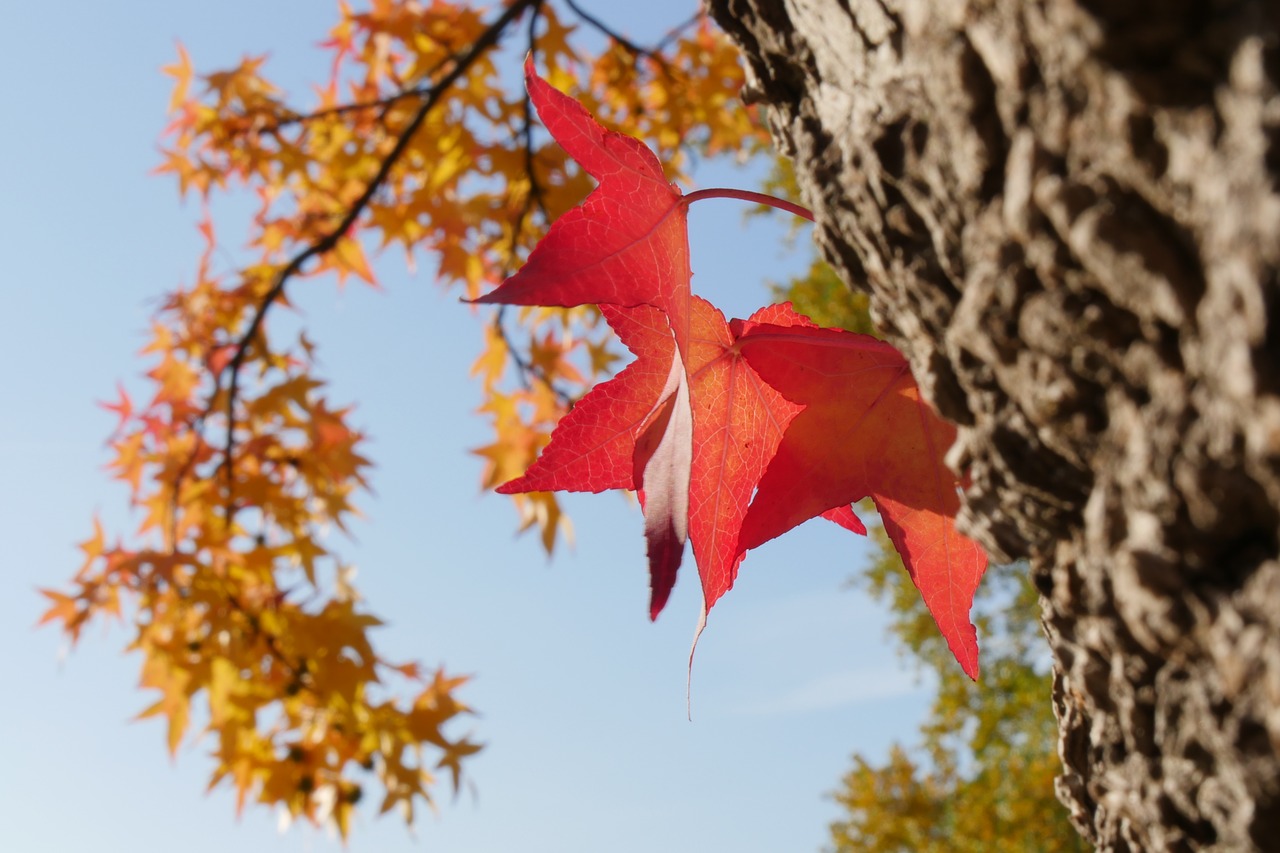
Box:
481 62 987 679
736 314 987 678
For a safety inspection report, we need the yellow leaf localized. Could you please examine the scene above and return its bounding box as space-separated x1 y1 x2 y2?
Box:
161 42 193 113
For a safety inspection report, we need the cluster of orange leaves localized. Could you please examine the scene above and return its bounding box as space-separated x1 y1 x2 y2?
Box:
39 0 765 837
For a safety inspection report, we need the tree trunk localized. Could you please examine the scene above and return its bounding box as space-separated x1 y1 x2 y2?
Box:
706 0 1280 848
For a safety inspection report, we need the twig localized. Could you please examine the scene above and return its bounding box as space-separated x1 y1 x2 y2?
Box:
655 10 703 51
260 88 434 132
505 1 550 273
560 1 703 78
563 0 656 59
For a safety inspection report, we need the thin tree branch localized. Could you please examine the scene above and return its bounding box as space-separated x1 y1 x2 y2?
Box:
256 31 474 134
682 187 815 221
561 1 701 71
268 87 436 131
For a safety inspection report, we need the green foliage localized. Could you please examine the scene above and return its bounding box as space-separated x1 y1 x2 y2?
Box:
826 531 1082 852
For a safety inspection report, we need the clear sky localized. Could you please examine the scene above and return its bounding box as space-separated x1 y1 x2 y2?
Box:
0 2 933 851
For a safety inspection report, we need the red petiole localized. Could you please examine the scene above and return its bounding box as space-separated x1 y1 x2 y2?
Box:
681 187 814 222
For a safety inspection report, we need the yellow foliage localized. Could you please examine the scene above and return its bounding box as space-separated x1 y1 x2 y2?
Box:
41 0 766 839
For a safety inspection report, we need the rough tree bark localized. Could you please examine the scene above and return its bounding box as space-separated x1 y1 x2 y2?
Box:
706 0 1280 849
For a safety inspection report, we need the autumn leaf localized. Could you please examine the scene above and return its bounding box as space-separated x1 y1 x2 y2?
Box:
480 63 986 678
734 313 988 678
161 42 193 113
494 293 985 676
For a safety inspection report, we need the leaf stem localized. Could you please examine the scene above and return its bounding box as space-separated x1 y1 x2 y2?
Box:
681 187 814 222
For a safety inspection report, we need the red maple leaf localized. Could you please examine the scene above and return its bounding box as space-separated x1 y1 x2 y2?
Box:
734 316 988 678
478 62 987 678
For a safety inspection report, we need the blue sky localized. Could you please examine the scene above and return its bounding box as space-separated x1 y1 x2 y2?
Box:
0 3 932 851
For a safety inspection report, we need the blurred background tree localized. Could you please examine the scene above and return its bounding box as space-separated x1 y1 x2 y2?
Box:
826 541 1082 852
